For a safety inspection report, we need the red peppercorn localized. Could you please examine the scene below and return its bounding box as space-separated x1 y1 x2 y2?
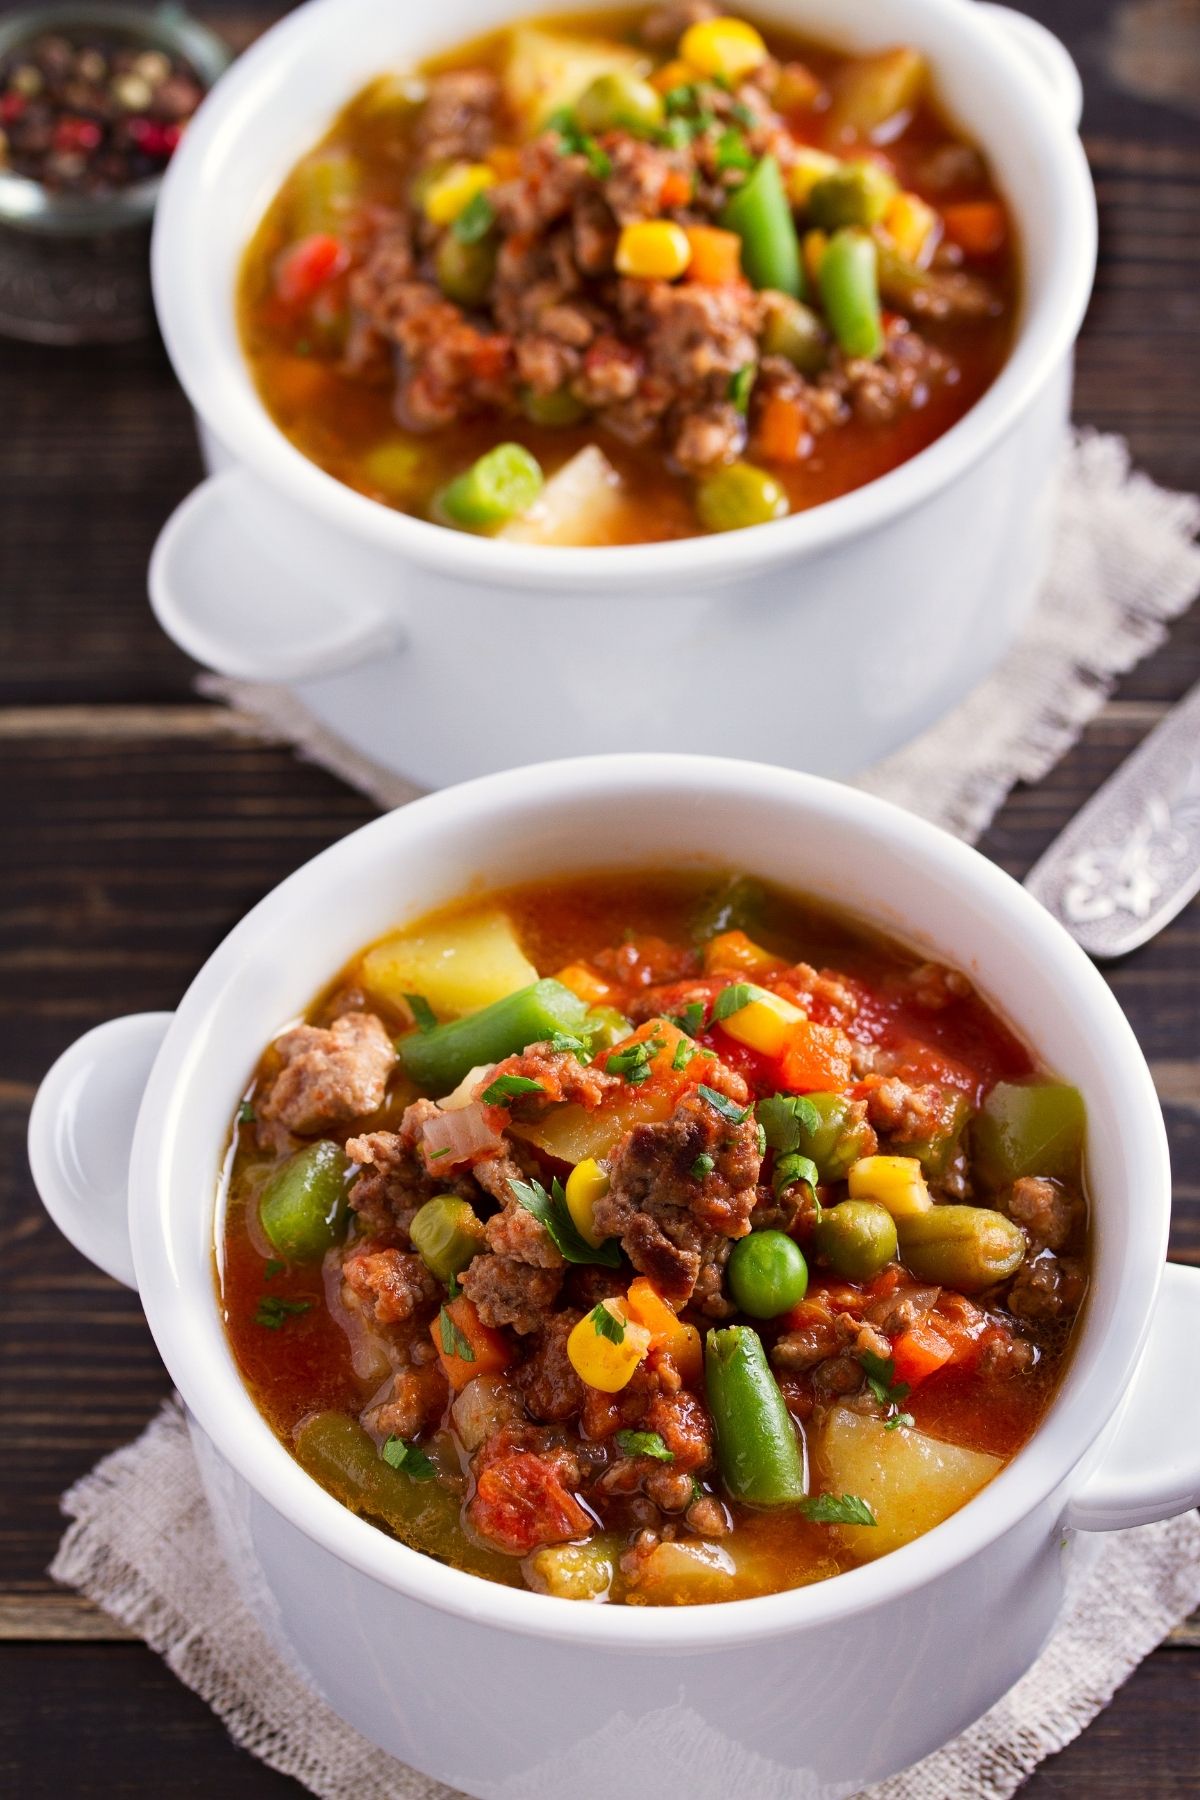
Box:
52 115 102 153
0 92 26 125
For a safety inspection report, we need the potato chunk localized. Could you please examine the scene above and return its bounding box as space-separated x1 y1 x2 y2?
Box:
503 27 648 132
360 910 537 1017
501 447 631 548
816 1407 1002 1560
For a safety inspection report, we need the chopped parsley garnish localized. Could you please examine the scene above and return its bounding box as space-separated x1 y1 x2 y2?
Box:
754 1120 767 1157
800 1492 877 1527
731 99 757 128
237 1099 256 1124
672 1037 695 1072
590 1301 626 1345
716 127 755 173
545 109 612 178
403 991 438 1033
861 1350 914 1429
757 1092 821 1152
605 1036 662 1084
481 1072 545 1105
670 1000 707 1037
546 1030 591 1059
438 1306 476 1362
615 1429 675 1463
426 1146 452 1160
446 1273 462 1300
713 981 771 1022
381 1436 437 1480
691 1152 716 1179
452 190 496 244
774 1150 820 1199
664 81 704 115
508 1175 621 1267
728 362 755 414
254 1296 311 1330
263 1259 285 1280
696 1083 751 1124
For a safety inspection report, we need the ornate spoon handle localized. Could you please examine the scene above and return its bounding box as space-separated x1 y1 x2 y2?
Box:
1024 682 1200 960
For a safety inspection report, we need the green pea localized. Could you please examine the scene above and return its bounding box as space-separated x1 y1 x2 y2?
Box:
815 1200 897 1280
896 1205 1026 1292
409 1194 486 1283
760 296 828 375
696 461 789 534
807 159 897 230
435 232 496 308
259 1141 351 1262
574 72 665 135
728 1229 809 1319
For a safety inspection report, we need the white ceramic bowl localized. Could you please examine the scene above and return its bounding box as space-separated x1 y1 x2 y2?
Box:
147 0 1096 789
29 755 1200 1800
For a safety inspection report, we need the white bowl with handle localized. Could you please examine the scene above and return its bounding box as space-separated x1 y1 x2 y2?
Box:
147 0 1095 789
28 754 1199 1799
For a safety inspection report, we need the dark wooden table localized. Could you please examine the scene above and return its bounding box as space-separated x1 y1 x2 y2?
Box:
2 0 1198 1790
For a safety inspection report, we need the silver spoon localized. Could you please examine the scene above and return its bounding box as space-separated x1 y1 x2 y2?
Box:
1024 681 1200 959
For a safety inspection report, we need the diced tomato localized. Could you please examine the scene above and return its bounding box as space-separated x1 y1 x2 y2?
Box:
431 1295 514 1391
891 1321 955 1390
274 232 350 307
469 1451 593 1554
779 1020 853 1092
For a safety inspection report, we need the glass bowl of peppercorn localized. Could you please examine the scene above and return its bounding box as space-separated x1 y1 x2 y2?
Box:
0 3 228 342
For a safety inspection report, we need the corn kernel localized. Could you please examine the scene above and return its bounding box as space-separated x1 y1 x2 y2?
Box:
848 1154 933 1218
568 1300 652 1392
680 16 768 82
717 986 806 1058
615 220 692 280
703 929 778 976
554 961 612 1006
565 1157 610 1248
802 227 828 291
651 57 695 94
422 161 495 226
883 190 940 267
788 147 839 207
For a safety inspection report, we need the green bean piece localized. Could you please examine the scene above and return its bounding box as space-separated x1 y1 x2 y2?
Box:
760 296 828 375
259 1141 351 1262
575 71 665 134
727 1230 809 1319
696 461 789 534
972 1082 1086 1188
896 1205 1026 1291
691 875 768 943
719 154 804 297
410 1195 486 1282
520 385 587 426
815 1200 897 1280
583 1005 634 1053
290 150 362 236
807 160 897 230
892 1090 973 1180
398 977 590 1092
294 1412 522 1583
818 229 884 360
792 1091 875 1182
827 48 926 142
434 443 544 533
435 233 496 307
706 1326 807 1507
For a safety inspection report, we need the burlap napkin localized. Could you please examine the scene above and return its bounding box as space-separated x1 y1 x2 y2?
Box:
50 426 1200 1797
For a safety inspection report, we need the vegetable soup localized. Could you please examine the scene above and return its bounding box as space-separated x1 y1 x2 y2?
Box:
218 871 1087 1605
237 3 1018 543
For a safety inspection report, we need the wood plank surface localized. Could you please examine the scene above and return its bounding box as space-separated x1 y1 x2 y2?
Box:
1 0 1197 1792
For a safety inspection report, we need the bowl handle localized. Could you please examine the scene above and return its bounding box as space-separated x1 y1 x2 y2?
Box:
148 465 403 684
27 1013 172 1290
977 4 1084 131
1065 1262 1200 1531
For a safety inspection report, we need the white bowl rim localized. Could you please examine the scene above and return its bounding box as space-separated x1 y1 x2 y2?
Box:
128 753 1170 1653
151 0 1097 592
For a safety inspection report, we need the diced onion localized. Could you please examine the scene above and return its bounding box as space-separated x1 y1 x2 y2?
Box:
420 1101 504 1166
